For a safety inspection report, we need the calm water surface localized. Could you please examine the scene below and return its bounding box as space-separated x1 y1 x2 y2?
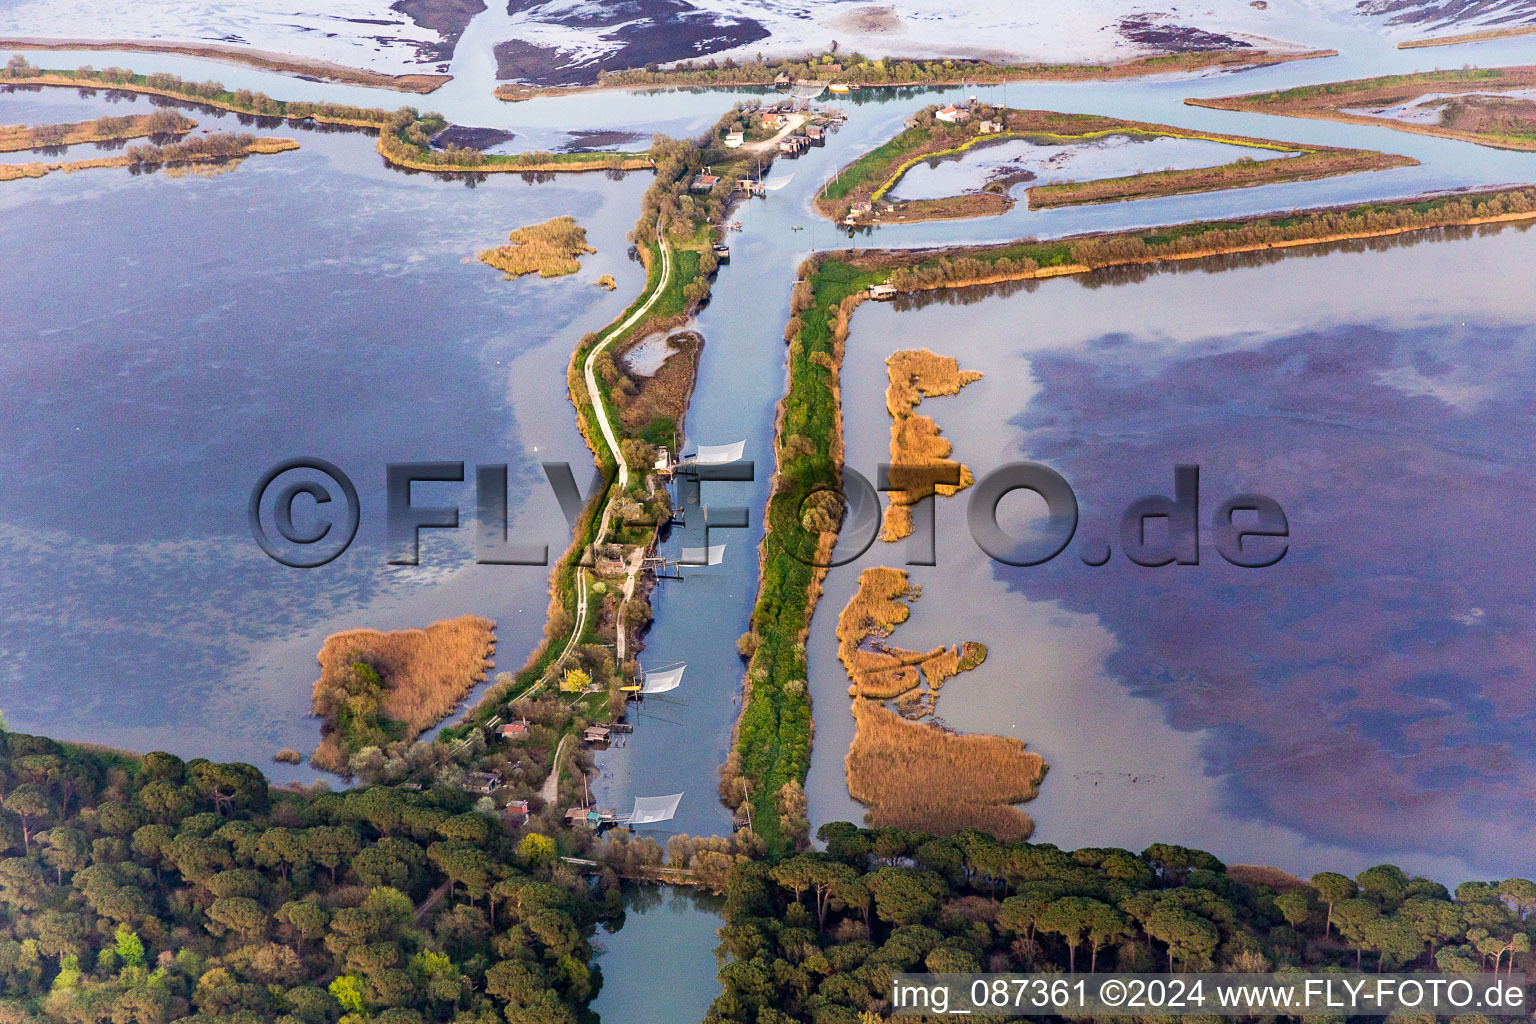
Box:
810 226 1536 882
0 101 649 773
889 134 1296 202
590 886 723 1024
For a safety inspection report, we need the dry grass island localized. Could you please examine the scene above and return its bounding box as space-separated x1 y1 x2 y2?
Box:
478 216 596 279
838 567 1045 841
309 615 496 774
882 349 982 542
1190 65 1536 151
0 132 298 182
0 109 193 151
817 104 1415 224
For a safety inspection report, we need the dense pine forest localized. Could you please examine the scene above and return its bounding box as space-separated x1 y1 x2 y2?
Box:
705 823 1535 1023
0 731 612 1024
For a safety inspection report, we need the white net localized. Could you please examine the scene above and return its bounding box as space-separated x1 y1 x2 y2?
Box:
681 543 726 566
628 793 683 824
642 665 685 694
694 440 746 464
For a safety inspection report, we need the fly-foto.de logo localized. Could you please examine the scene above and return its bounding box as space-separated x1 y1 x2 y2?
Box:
249 459 1286 570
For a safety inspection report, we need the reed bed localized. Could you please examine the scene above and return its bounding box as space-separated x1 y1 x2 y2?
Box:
846 699 1045 842
0 135 297 182
479 216 596 279
0 110 192 152
883 349 981 541
311 615 495 772
836 567 988 703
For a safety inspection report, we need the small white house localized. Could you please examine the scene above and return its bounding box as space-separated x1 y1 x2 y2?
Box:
724 131 744 148
935 105 970 123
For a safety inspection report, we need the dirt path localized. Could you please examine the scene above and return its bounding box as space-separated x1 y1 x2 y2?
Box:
542 230 671 683
745 114 807 154
413 880 451 923
540 733 571 805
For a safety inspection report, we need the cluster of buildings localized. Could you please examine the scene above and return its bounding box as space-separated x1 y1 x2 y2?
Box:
932 97 1005 134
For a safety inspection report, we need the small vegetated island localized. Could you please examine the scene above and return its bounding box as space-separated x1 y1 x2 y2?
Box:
1190 64 1536 151
818 103 1416 225
882 349 980 542
477 216 595 279
839 566 1044 842
0 109 192 152
310 615 495 775
0 101 298 183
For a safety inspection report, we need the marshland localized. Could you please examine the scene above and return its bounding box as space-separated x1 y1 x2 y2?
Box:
6 13 1536 1019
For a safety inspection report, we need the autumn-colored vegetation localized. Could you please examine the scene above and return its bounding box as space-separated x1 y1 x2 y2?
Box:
883 186 1536 293
1028 146 1415 208
478 216 595 279
591 46 1332 92
0 109 192 152
882 349 981 542
834 567 1028 839
311 615 495 774
837 567 986 707
1189 64 1536 150
0 134 298 182
611 331 702 446
847 700 1045 842
1398 24 1536 48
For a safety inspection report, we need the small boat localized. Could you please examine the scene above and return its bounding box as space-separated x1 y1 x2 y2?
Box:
828 82 850 94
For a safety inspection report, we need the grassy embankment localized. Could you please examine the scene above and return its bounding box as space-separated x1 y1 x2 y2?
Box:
1398 25 1536 48
734 182 1536 854
1189 65 1536 151
478 216 597 279
539 47 1336 94
0 58 654 174
0 134 298 181
492 48 1336 102
0 37 451 91
882 349 981 541
441 109 771 751
0 110 193 151
817 105 1415 224
308 615 496 774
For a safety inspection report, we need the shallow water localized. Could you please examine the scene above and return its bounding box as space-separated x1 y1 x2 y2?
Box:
889 133 1298 202
0 99 649 776
810 225 1536 882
